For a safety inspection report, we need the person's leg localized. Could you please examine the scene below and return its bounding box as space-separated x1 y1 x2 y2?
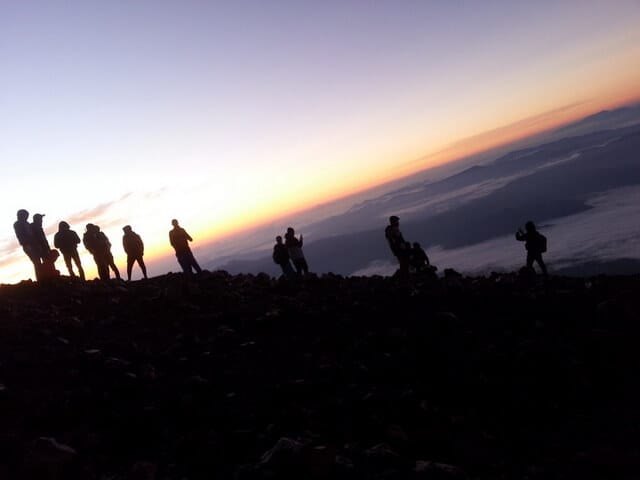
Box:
138 256 148 279
63 252 75 277
108 254 121 279
70 250 85 280
535 254 548 277
189 252 202 273
300 258 309 275
526 252 535 270
177 253 191 273
398 254 410 277
126 256 134 281
281 261 295 277
96 257 109 280
293 259 303 275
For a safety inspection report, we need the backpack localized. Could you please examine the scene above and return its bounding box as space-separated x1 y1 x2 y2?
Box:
537 233 547 253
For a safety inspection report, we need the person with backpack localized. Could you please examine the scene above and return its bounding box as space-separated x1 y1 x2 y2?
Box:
272 235 295 277
122 225 148 281
83 224 109 280
516 221 548 277
54 221 85 280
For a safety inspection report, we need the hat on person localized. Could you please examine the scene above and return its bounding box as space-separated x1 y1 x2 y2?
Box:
33 213 45 221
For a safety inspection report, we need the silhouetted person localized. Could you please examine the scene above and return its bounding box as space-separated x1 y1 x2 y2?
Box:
385 216 409 277
410 241 432 272
272 235 295 277
122 225 148 281
83 224 116 280
284 227 308 275
54 221 85 280
97 226 121 279
13 209 42 280
516 221 548 277
39 249 61 281
169 219 202 274
30 213 50 264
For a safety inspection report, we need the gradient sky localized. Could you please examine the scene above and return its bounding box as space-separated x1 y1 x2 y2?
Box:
2 0 640 283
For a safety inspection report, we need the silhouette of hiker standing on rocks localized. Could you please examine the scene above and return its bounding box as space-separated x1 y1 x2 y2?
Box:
516 221 548 277
169 219 202 274
84 224 120 280
122 225 148 281
97 226 121 280
284 227 308 275
13 209 43 280
272 235 295 277
31 213 51 264
385 216 409 277
54 221 85 280
83 224 107 280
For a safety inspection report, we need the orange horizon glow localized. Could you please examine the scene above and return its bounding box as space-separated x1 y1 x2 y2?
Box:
189 91 640 250
2 92 639 286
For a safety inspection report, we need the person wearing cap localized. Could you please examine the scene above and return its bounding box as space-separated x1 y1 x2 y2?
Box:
384 215 409 277
169 219 202 274
13 209 42 280
122 225 148 281
54 221 85 280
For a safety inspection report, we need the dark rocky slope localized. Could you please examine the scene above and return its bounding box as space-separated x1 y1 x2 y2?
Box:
0 272 638 479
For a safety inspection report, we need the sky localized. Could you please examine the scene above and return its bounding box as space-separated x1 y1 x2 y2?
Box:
1 0 640 283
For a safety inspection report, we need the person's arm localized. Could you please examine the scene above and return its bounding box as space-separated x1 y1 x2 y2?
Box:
299 234 303 247
515 230 525 241
185 230 193 242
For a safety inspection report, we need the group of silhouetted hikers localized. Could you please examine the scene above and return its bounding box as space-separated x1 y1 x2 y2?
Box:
384 215 548 279
13 209 204 282
384 216 437 277
272 227 309 277
13 207 549 283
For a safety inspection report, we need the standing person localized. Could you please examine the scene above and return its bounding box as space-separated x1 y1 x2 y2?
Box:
30 213 50 264
385 215 409 277
284 227 309 275
83 224 109 280
122 225 148 281
13 209 42 280
272 235 294 277
516 221 548 277
169 219 202 274
54 221 85 280
96 225 121 280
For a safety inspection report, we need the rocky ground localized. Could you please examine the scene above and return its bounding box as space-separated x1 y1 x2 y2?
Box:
0 270 638 479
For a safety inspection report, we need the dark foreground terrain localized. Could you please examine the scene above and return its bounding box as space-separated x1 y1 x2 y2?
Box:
0 271 638 479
